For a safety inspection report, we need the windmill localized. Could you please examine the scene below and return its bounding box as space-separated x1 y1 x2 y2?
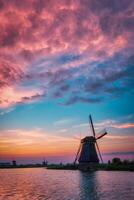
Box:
74 115 107 168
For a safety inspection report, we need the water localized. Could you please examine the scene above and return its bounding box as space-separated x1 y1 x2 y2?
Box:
0 169 134 200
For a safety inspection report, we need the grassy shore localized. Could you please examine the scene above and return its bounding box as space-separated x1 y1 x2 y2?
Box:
0 164 134 171
1 158 134 171
47 163 134 171
96 163 134 171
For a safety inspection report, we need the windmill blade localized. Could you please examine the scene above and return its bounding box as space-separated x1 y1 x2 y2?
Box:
89 115 96 137
95 141 103 163
74 143 81 164
96 132 107 140
96 129 106 136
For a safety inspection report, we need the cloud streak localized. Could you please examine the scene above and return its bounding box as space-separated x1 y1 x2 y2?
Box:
95 120 134 130
0 127 133 158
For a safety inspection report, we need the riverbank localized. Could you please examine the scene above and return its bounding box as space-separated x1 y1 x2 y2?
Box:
47 163 134 171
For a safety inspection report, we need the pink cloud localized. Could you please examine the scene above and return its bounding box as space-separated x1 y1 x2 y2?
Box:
0 86 44 108
0 0 133 107
112 123 134 129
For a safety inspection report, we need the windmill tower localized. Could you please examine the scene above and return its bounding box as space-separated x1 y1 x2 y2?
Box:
74 115 107 170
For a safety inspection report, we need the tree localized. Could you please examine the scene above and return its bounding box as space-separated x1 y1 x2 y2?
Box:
123 160 129 165
112 157 121 165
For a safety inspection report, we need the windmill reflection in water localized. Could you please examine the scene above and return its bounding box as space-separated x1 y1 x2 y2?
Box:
74 115 107 170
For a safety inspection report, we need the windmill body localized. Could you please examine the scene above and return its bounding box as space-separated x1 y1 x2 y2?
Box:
78 136 99 163
74 115 107 170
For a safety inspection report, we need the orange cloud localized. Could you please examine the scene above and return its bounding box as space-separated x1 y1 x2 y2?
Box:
0 128 78 157
98 135 134 153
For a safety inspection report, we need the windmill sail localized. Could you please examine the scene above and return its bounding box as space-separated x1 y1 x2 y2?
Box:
74 143 81 164
89 115 95 137
96 132 107 140
95 141 103 163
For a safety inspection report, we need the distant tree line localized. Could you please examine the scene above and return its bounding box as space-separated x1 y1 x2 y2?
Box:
109 158 134 165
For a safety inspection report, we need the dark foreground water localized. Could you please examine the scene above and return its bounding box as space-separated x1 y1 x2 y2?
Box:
0 169 134 200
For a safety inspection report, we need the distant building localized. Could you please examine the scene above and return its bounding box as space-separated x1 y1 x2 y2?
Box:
0 162 11 167
42 159 48 166
12 160 17 167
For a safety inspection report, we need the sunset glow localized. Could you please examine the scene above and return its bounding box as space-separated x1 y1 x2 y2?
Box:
0 0 134 163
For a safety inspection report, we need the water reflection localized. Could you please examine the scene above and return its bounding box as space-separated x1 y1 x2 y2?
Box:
79 171 100 200
79 171 134 200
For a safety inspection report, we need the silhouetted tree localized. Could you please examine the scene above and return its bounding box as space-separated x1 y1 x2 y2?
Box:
112 158 121 165
123 159 129 165
130 160 134 164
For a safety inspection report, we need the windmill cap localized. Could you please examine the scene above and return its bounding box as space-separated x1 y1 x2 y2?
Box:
81 136 96 143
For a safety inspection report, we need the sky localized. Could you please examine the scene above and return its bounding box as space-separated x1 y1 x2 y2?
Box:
0 0 134 164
